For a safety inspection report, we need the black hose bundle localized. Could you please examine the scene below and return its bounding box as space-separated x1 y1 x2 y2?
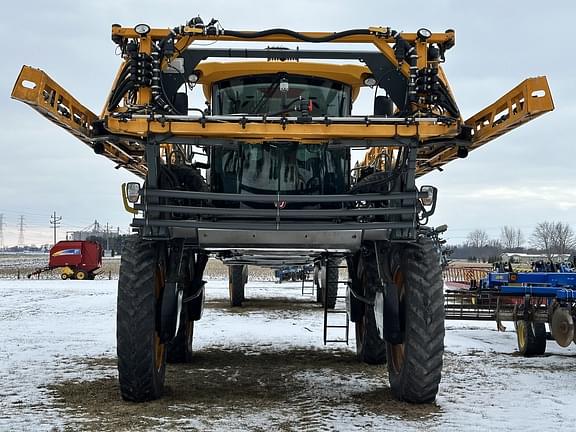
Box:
349 148 408 194
223 28 373 43
107 48 153 111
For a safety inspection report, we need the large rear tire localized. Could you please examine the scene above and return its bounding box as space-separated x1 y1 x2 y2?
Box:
356 307 387 364
167 309 194 363
117 238 167 402
229 265 246 307
354 253 387 364
386 238 444 404
317 258 339 309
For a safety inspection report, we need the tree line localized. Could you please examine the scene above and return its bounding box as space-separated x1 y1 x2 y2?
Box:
449 221 576 262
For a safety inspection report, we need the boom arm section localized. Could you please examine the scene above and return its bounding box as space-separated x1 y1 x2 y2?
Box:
416 76 554 176
11 66 146 177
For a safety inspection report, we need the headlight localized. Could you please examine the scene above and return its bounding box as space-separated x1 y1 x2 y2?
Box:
188 71 201 84
417 28 432 41
134 23 151 36
126 182 141 203
363 76 378 87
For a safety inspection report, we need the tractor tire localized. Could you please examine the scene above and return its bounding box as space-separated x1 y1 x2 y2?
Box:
346 256 363 324
354 253 386 364
386 237 444 404
241 265 248 301
117 238 167 402
229 265 246 307
315 264 323 304
60 273 68 280
318 258 339 309
356 306 387 364
75 271 87 280
167 308 194 363
313 263 320 300
516 320 546 356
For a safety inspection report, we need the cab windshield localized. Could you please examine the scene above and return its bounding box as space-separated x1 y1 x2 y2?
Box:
212 74 351 116
212 143 348 195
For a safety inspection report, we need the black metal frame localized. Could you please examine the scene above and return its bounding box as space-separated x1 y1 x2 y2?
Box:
161 48 410 112
132 135 427 248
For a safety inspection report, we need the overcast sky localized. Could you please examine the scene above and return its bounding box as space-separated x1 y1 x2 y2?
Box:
1 0 574 246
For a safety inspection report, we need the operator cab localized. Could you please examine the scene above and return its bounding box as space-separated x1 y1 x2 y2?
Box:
207 71 352 198
193 62 369 200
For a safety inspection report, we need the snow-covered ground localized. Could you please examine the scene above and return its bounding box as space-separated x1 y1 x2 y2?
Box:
1 279 576 431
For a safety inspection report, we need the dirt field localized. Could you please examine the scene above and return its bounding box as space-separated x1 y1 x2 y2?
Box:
46 349 434 431
0 253 273 280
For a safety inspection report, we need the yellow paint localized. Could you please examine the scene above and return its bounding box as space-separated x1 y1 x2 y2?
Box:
196 62 369 101
12 25 554 181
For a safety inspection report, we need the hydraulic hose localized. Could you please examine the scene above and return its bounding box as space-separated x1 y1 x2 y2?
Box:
222 28 372 43
108 79 136 111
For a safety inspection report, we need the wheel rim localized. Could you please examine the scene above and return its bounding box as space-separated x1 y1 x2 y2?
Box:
517 320 527 352
154 261 165 371
389 269 405 374
355 313 366 349
355 259 367 353
77 272 86 280
390 344 405 373
185 320 194 353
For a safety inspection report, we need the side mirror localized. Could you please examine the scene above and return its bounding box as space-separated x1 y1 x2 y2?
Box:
374 95 394 117
419 185 438 218
126 182 141 203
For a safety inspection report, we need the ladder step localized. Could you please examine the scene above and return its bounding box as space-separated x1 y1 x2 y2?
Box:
323 279 350 344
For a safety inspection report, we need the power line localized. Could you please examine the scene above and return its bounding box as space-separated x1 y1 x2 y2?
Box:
0 214 5 250
18 216 25 248
50 211 62 245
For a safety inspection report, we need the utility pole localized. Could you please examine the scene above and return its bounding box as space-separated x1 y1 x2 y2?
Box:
50 212 62 246
18 216 25 248
105 222 110 251
0 214 5 250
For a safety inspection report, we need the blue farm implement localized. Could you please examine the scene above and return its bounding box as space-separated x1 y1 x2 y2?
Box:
445 271 576 356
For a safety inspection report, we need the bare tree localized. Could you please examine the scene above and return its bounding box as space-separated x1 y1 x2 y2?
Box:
500 226 524 251
467 229 489 248
553 222 576 256
531 221 576 261
487 239 503 249
531 222 556 261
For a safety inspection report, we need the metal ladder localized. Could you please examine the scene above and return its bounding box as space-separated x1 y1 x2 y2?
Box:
301 267 315 296
323 264 350 344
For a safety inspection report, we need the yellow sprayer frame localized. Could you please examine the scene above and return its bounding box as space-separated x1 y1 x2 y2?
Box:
11 24 554 178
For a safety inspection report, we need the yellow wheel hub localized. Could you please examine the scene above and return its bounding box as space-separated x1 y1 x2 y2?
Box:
517 320 527 351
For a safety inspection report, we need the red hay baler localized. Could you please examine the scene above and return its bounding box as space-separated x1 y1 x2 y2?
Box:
28 240 103 280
